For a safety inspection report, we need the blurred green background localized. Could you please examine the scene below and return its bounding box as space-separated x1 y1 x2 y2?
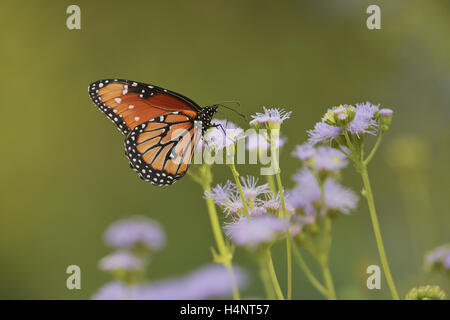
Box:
0 0 449 299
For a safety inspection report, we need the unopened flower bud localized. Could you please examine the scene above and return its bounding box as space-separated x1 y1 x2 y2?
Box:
378 108 393 132
405 285 446 300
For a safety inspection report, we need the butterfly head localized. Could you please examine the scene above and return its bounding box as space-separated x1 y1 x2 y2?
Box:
198 105 218 133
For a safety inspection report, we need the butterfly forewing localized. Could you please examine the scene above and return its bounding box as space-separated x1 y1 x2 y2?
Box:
88 79 201 135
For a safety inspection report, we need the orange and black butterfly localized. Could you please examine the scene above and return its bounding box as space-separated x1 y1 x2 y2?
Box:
88 79 218 186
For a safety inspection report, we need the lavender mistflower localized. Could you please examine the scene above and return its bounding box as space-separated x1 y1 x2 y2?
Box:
104 217 166 251
223 193 245 217
445 255 450 269
293 144 347 172
250 206 267 217
92 282 135 300
292 143 315 160
240 176 270 201
246 132 287 151
307 122 342 145
313 146 348 172
204 119 244 151
425 244 450 273
225 215 288 248
290 168 357 215
292 167 318 187
347 102 379 135
93 265 246 300
249 107 292 127
204 181 235 206
290 168 321 214
98 251 143 272
289 214 317 236
258 193 282 213
323 179 358 214
132 265 246 300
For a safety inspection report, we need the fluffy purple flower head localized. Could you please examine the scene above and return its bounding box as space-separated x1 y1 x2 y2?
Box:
313 146 348 172
144 264 246 300
240 176 270 201
445 255 450 269
94 265 247 300
250 107 292 128
104 217 166 251
307 122 342 145
347 102 379 135
98 251 143 272
204 181 235 206
292 143 315 160
425 244 450 272
257 193 282 213
289 169 321 214
290 169 357 215
209 177 272 217
293 144 347 172
92 282 136 300
250 206 267 217
223 193 245 217
246 132 287 151
323 179 358 214
288 213 318 235
224 215 288 248
204 119 244 151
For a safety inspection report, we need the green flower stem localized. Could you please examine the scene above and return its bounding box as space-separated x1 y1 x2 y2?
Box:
321 263 336 300
269 130 292 299
337 146 354 162
319 217 336 300
228 163 251 219
292 242 329 298
342 128 399 300
224 263 240 301
359 164 400 300
364 133 384 165
195 165 241 300
285 230 293 300
265 174 277 194
316 178 337 300
265 249 285 300
258 254 276 300
265 163 292 300
275 173 287 216
342 129 356 155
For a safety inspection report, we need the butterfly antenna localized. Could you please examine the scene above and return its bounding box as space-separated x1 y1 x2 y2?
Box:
214 102 247 122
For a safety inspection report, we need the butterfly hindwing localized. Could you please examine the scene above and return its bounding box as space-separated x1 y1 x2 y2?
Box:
124 111 201 186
